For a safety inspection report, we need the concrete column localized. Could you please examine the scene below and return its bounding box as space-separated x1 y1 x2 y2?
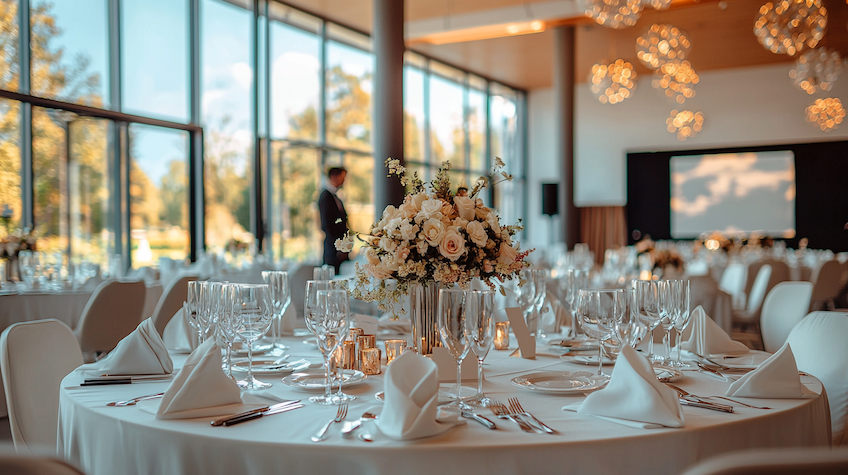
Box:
554 25 580 247
372 0 406 216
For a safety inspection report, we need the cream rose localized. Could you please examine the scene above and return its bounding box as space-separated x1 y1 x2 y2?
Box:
411 192 429 211
399 202 417 219
439 228 466 261
369 264 393 280
416 198 443 222
496 242 518 265
452 217 469 228
334 235 353 253
399 222 419 241
420 218 446 246
441 201 457 219
365 247 381 267
416 239 429 255
486 212 500 230
453 196 476 221
379 235 399 253
465 220 488 247
394 243 411 262
475 206 491 220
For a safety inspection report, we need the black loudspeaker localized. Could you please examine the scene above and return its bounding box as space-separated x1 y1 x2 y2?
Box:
541 183 559 216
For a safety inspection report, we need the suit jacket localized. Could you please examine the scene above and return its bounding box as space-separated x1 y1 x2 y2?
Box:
318 188 349 266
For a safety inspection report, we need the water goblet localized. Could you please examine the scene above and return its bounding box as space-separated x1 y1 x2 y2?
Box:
531 269 548 339
18 250 35 289
438 288 471 410
516 271 537 337
632 279 663 364
218 284 243 380
261 270 291 355
669 279 692 368
658 280 676 364
576 289 622 378
232 284 274 390
566 268 589 339
464 289 495 408
186 281 203 343
306 288 350 404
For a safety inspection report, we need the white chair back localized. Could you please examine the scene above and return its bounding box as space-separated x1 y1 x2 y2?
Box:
681 447 848 475
73 279 146 358
0 449 86 475
786 311 848 446
289 263 320 318
0 320 83 452
746 264 772 314
719 262 747 309
760 281 813 352
810 260 848 311
151 273 198 336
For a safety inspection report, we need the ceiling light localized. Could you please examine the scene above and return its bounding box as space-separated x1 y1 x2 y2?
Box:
806 98 846 131
652 60 699 104
666 110 704 140
753 0 827 56
590 59 638 104
789 47 843 95
584 0 642 29
636 24 692 69
408 21 546 45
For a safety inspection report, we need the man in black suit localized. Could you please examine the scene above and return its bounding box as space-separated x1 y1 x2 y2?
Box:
318 166 349 274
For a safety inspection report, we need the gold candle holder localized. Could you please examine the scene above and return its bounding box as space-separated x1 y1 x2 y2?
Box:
349 327 364 340
494 321 510 350
361 348 381 375
341 341 356 369
356 334 377 371
385 339 407 365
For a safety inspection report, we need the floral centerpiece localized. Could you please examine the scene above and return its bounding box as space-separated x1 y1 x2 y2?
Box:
335 158 531 354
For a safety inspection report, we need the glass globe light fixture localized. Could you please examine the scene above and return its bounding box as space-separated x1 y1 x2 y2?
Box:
652 60 699 104
805 98 846 131
642 0 672 10
789 47 842 95
666 110 704 141
584 0 642 29
753 0 827 56
590 59 638 104
636 24 692 69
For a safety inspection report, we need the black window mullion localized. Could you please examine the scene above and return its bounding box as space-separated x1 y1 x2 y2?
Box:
19 0 33 230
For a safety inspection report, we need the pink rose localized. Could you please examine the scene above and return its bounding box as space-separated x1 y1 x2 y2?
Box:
453 196 476 221
439 229 466 262
420 218 446 246
465 221 488 247
496 242 518 265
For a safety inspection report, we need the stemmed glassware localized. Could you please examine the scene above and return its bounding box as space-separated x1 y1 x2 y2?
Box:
566 268 589 339
464 289 495 407
18 250 36 289
218 283 243 380
531 269 548 339
632 280 663 364
612 288 648 355
305 288 350 404
669 279 692 368
186 281 204 343
515 271 537 336
438 288 471 410
658 280 676 365
575 289 623 378
261 270 291 355
231 283 274 390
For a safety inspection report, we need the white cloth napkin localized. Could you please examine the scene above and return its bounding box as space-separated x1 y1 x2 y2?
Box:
82 318 173 376
680 305 749 356
163 308 198 354
726 343 804 399
155 338 243 420
375 351 462 440
565 346 684 429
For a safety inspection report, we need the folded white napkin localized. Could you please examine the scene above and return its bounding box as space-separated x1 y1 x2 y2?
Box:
163 308 198 354
155 338 243 419
726 343 804 399
82 318 173 376
566 346 684 429
375 351 462 440
680 305 748 356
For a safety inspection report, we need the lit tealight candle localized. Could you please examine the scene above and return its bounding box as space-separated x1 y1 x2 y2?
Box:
494 321 510 350
385 339 407 364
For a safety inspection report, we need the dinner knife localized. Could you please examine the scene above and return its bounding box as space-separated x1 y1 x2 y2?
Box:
81 379 132 386
461 411 497 430
679 399 734 413
221 403 305 426
210 400 300 426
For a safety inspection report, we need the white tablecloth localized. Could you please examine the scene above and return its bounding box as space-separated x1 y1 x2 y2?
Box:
58 335 830 475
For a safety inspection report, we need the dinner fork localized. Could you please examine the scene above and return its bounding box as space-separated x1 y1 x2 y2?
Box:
106 392 165 407
490 400 536 433
705 396 771 410
311 403 347 442
665 384 734 413
507 398 556 434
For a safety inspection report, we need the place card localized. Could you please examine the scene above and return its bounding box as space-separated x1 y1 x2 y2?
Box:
354 314 378 335
505 307 535 359
430 346 478 382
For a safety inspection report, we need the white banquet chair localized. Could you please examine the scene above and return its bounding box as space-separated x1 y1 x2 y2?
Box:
0 319 83 452
0 448 87 475
786 311 848 446
681 447 848 475
150 273 198 336
810 260 848 311
760 281 813 353
289 263 319 318
719 262 747 310
73 279 146 361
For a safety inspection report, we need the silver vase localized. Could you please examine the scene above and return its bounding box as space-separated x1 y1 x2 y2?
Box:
409 281 442 355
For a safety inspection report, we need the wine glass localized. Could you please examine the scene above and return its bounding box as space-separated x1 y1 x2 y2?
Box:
18 250 35 289
575 289 622 378
610 288 648 357
658 280 676 365
669 280 692 368
464 289 495 407
218 284 243 380
306 288 350 404
632 279 663 364
515 271 537 336
186 281 203 343
232 283 274 390
438 288 471 409
566 268 588 339
262 270 291 355
531 269 548 339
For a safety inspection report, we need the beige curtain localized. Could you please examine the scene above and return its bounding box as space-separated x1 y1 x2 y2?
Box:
580 206 627 265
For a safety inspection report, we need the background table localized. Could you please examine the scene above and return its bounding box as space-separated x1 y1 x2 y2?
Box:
58 336 830 475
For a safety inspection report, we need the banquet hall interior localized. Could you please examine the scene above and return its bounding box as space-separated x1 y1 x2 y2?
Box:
2 0 848 473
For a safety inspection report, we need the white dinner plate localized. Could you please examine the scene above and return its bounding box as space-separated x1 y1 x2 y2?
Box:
560 354 616 366
281 369 367 391
653 365 683 383
231 341 274 356
547 339 600 352
510 371 608 394
706 350 771 369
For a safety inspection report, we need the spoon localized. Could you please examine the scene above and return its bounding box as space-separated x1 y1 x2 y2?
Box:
357 412 378 442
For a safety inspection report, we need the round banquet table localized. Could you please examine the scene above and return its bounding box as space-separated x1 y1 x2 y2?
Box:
58 337 830 475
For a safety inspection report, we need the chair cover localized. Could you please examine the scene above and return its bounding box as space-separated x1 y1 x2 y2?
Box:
0 449 86 475
810 261 848 311
150 274 198 336
786 311 848 446
733 264 771 325
0 320 83 452
760 282 813 353
73 279 147 357
682 447 848 475
719 262 747 310
289 263 320 319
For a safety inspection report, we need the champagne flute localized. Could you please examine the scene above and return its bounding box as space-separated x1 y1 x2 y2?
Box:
186 281 203 343
438 288 471 409
566 268 588 339
516 271 537 336
218 284 243 380
306 289 350 404
669 279 692 368
632 279 663 364
576 289 622 378
532 269 548 339
464 289 495 407
658 280 676 365
262 270 291 355
232 284 274 390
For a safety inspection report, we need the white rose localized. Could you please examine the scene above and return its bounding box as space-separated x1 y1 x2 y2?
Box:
420 218 446 246
454 196 476 221
334 235 353 253
475 198 485 208
416 198 443 222
441 201 456 219
379 235 399 253
439 228 466 262
400 202 417 219
380 254 400 272
394 243 411 262
385 217 406 237
465 221 488 247
369 264 393 280
399 222 419 241
365 247 381 267
486 212 499 230
496 242 518 265
411 192 429 211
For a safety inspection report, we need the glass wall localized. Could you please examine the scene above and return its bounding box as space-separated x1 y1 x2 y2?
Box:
0 98 21 231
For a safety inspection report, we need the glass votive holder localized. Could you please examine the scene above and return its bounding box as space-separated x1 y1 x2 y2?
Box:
385 339 407 365
357 334 377 370
341 341 357 369
494 321 511 350
349 327 364 340
361 348 381 375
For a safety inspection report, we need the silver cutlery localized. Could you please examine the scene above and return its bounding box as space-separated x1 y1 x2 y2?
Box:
311 403 348 442
210 400 301 426
696 362 729 381
357 411 379 442
706 396 771 410
666 384 734 413
219 402 305 426
106 392 165 407
508 397 556 434
461 411 497 430
490 400 537 433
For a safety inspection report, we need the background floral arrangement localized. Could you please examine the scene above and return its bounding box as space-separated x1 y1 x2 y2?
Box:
336 157 531 315
0 227 37 260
